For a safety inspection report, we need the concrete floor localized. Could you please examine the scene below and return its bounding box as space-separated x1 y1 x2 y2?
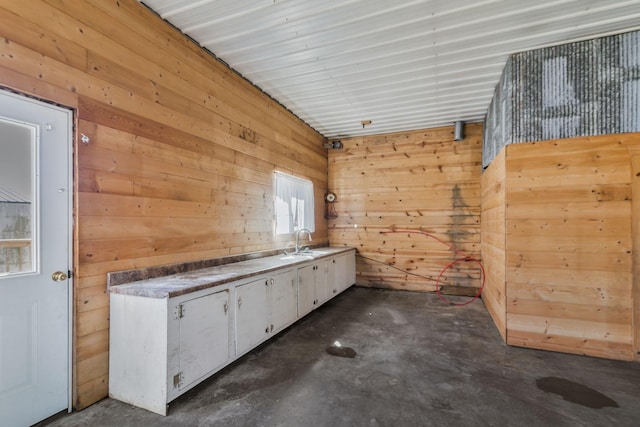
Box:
48 287 640 427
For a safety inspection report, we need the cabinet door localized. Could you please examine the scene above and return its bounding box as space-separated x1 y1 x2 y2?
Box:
334 255 347 293
328 257 338 297
297 264 316 317
315 259 329 306
236 278 269 356
335 253 356 293
268 269 297 333
345 252 356 290
179 290 229 389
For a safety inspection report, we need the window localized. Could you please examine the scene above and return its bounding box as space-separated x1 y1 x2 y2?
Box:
0 119 37 276
274 171 315 234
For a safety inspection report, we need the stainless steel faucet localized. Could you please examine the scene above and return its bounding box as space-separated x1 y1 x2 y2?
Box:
295 228 312 253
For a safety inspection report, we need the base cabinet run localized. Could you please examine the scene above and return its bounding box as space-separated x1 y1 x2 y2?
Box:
109 249 356 415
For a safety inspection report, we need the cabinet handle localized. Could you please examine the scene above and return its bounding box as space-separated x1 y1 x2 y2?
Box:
238 297 242 308
270 278 274 285
333 289 337 294
223 301 229 314
265 326 270 334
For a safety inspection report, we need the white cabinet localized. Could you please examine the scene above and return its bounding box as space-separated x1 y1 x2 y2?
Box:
170 290 230 398
298 260 329 316
109 249 355 416
235 269 297 356
269 269 298 333
109 288 231 416
236 278 268 356
334 252 357 293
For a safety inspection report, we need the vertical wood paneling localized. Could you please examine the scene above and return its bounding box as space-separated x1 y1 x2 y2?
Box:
328 123 483 293
628 146 640 361
480 148 506 340
503 134 638 360
0 0 327 408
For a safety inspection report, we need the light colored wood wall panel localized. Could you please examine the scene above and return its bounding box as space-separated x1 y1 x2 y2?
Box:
628 146 640 361
0 0 327 408
328 123 483 293
503 134 640 361
480 148 507 340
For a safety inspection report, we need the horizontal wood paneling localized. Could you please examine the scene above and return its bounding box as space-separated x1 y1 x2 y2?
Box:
0 0 327 408
480 148 506 340
503 134 640 360
328 123 483 293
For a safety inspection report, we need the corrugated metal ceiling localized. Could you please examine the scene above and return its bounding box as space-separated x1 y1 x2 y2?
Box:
140 0 640 138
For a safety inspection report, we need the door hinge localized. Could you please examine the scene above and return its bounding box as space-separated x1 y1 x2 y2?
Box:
175 303 185 319
173 372 184 389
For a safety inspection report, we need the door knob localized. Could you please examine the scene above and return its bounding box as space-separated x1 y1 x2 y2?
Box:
52 271 68 281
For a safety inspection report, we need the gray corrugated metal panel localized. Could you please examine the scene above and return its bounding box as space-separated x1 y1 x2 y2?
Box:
511 33 635 142
621 31 640 132
141 0 640 139
483 29 640 167
482 55 513 169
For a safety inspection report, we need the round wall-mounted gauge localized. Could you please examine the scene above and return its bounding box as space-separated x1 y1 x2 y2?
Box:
325 192 336 202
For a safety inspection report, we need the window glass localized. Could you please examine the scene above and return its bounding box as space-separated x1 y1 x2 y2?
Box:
0 119 36 276
274 172 315 234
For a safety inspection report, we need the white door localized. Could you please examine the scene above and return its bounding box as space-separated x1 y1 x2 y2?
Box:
0 90 72 426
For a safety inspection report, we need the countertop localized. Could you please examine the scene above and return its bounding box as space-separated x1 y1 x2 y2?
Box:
108 247 355 299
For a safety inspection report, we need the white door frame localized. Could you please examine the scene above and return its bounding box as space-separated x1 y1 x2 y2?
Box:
1 88 74 416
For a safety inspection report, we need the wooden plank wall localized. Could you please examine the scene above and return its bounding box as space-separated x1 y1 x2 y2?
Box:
629 146 640 361
0 0 327 408
480 148 506 340
504 134 639 360
328 123 483 293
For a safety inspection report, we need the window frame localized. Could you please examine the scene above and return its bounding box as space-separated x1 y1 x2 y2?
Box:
273 171 315 235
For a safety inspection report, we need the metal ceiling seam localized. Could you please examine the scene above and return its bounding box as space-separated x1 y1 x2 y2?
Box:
233 5 640 76
304 96 493 120
208 0 502 59
206 0 604 68
192 0 422 46
249 58 507 91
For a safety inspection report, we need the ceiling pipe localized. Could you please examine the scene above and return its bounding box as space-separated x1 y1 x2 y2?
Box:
454 121 465 141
